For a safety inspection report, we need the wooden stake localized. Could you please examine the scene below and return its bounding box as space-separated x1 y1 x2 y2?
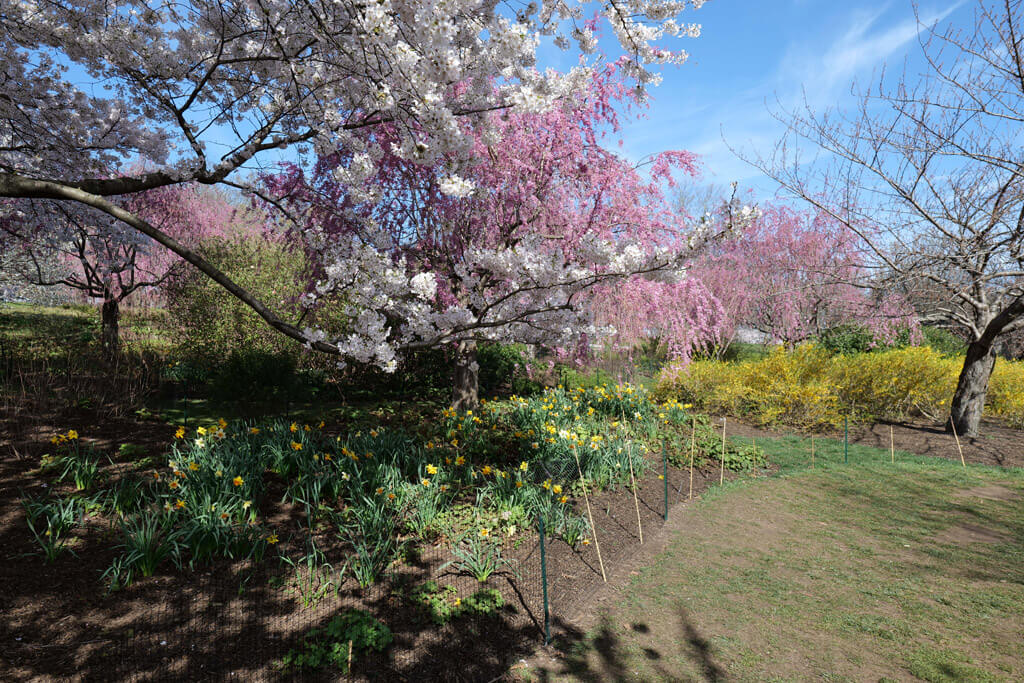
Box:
627 441 643 544
810 436 815 468
890 425 895 464
572 444 607 582
949 416 966 469
720 417 726 485
347 640 354 681
688 421 696 500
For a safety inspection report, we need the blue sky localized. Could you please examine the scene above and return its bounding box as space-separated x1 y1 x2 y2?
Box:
570 0 968 200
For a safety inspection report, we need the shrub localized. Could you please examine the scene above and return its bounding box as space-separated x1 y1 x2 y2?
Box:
165 232 308 364
655 344 1023 429
921 326 967 356
830 347 958 421
988 360 1024 427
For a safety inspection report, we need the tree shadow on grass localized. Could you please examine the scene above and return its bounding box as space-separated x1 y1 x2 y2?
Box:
535 604 727 682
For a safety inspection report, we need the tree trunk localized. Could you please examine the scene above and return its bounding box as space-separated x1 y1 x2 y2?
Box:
101 294 120 357
949 339 996 437
452 340 479 411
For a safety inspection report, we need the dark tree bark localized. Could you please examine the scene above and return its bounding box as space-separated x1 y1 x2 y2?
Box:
451 340 479 411
949 340 997 437
101 292 120 357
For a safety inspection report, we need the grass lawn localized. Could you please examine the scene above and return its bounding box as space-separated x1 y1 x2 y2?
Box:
530 438 1024 681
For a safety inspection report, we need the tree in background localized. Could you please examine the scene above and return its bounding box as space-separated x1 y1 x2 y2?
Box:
691 204 917 351
1 185 239 354
264 65 734 408
753 0 1023 436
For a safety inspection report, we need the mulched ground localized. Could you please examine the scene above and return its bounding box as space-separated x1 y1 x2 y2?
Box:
1 404 1021 681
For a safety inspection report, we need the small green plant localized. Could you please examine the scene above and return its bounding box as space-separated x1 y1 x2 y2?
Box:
117 443 147 459
279 541 341 609
279 610 392 673
338 496 401 587
441 532 517 582
55 447 103 491
22 494 80 562
105 512 181 587
100 477 149 518
409 581 507 624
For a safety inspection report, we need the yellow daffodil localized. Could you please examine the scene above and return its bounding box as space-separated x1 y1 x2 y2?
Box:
233 476 244 487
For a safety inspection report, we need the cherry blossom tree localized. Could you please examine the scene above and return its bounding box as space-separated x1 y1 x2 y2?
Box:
1 184 241 354
0 0 707 368
691 204 917 350
263 65 726 407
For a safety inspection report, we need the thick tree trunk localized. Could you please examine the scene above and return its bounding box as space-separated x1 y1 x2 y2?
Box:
949 339 996 438
452 340 479 411
101 294 120 357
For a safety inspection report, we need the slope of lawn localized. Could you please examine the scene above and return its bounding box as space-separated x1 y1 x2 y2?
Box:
532 438 1024 682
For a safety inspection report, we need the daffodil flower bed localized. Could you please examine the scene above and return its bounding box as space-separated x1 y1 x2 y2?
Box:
24 384 766 595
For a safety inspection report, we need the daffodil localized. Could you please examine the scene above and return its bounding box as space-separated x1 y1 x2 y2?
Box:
233 476 244 487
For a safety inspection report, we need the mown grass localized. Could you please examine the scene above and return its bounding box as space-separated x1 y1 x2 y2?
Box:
0 302 173 356
531 436 1024 681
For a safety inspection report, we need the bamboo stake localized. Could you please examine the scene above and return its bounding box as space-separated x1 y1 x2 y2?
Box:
890 425 895 464
688 420 696 500
627 441 643 544
811 435 815 468
720 417 726 485
950 416 966 469
572 444 606 582
347 640 354 681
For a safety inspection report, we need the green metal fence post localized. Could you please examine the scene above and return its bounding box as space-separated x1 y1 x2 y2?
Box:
844 415 849 464
663 444 669 521
538 516 551 645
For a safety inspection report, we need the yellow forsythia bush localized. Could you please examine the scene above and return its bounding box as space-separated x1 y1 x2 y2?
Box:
739 345 841 429
830 347 959 421
654 344 1024 429
988 361 1024 427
